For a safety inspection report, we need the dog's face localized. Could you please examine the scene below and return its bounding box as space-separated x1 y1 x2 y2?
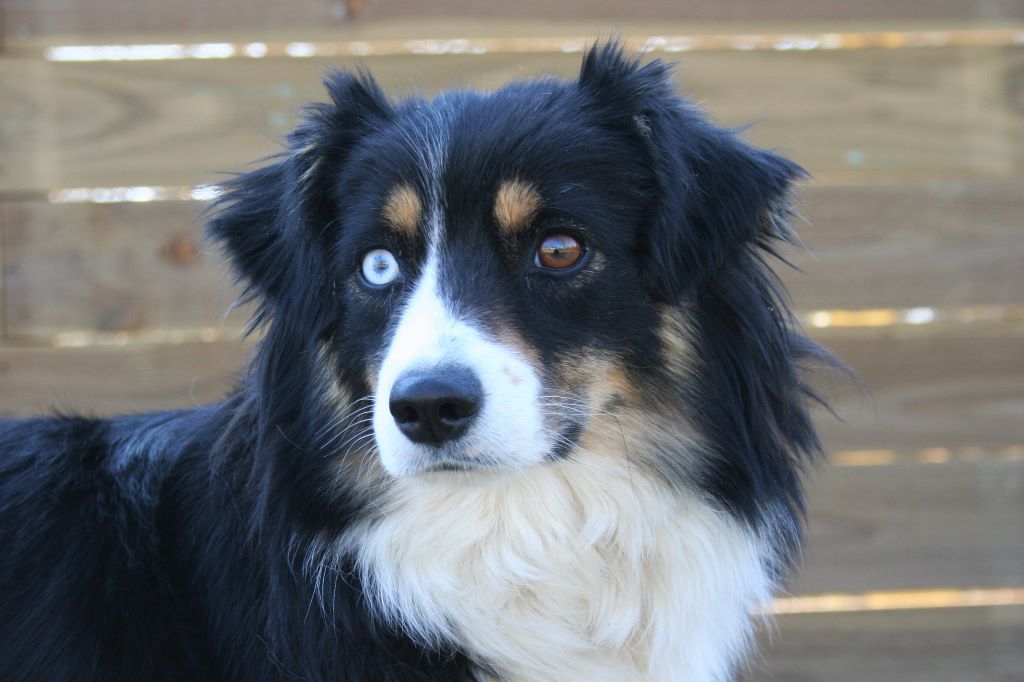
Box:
331 90 660 476
211 46 816 524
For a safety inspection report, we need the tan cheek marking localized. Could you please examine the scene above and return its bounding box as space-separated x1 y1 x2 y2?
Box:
593 362 637 405
493 323 542 373
315 344 385 486
658 305 697 379
565 355 636 409
381 184 422 237
364 357 382 394
316 341 351 408
494 179 543 235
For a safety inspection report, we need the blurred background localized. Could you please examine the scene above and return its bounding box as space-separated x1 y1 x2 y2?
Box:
1 2 1022 679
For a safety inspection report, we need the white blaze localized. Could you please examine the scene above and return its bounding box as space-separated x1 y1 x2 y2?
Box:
372 254 548 476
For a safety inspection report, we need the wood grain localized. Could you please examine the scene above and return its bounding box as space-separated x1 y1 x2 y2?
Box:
0 340 247 418
1 46 1022 193
752 606 1024 682
798 459 1024 594
815 330 1024 452
5 0 1023 39
0 201 250 337
781 178 1024 310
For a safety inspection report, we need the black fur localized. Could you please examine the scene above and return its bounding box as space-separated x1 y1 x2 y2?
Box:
579 44 828 552
0 43 828 679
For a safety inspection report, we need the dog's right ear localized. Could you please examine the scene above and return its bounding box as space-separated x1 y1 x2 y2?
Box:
207 71 392 309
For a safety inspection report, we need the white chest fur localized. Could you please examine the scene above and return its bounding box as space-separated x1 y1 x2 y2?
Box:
342 453 772 681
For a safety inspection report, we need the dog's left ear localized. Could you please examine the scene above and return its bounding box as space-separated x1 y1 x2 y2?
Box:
579 43 806 301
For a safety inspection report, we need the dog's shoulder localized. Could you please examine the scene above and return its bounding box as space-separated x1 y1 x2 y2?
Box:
0 409 223 681
0 408 211 516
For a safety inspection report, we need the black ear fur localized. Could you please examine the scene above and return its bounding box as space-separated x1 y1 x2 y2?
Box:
206 71 392 315
582 44 833 546
579 43 807 301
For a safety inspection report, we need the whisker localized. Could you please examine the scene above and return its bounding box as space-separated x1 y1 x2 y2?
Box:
337 431 378 456
317 405 374 444
323 419 374 452
313 400 375 438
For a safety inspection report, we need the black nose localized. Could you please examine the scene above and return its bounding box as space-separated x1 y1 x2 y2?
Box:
389 366 483 447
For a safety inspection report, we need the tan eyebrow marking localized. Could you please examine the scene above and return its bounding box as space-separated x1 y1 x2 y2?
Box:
494 179 543 235
381 184 422 237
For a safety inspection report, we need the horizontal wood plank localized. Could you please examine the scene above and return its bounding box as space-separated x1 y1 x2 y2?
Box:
4 177 1022 337
815 330 1024 452
0 340 247 418
0 201 250 337
780 178 1024 310
798 459 1024 594
752 606 1024 682
6 1 1024 40
1 45 1022 193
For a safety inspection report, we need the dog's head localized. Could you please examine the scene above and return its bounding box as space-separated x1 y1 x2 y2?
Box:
211 44 820 530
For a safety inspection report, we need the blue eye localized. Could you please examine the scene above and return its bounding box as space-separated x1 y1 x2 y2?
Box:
361 249 401 287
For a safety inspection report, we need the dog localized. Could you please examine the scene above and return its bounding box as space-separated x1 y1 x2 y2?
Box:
0 43 829 681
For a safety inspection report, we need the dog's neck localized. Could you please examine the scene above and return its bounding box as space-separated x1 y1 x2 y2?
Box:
339 446 772 682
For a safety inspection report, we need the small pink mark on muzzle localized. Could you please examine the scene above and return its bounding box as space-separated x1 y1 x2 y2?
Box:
502 365 523 385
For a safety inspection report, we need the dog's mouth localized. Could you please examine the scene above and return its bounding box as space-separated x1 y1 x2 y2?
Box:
419 459 479 474
399 451 500 476
396 456 509 478
394 416 586 477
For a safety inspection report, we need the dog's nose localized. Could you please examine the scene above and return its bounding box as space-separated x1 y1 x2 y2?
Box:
389 366 483 446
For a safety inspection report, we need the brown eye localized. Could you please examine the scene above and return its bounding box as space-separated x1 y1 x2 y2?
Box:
536 234 584 271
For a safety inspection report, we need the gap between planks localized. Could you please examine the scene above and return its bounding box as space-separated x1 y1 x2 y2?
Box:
29 27 1024 62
